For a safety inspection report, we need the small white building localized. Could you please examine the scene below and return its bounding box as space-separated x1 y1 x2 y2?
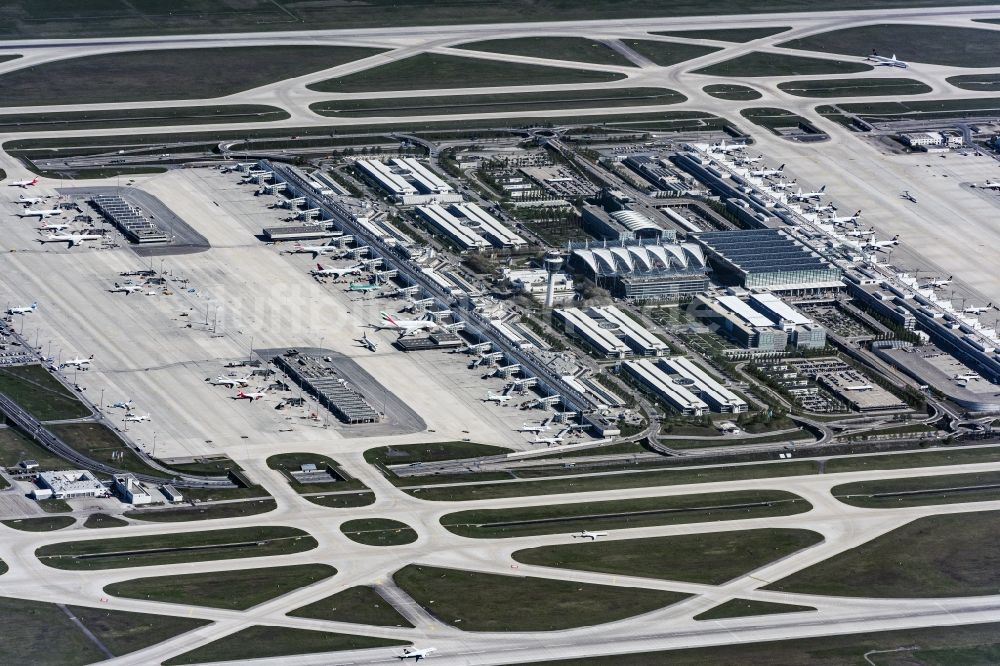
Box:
114 474 152 505
162 485 183 503
38 470 108 500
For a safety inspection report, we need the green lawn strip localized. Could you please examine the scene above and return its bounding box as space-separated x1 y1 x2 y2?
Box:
0 558 6 575
266 452 369 494
306 492 377 508
948 74 1000 91
340 518 417 546
180 484 271 502
289 585 415 628
703 84 763 100
441 490 811 539
695 51 872 77
0 364 90 420
37 525 317 570
106 564 336 610
39 498 73 513
0 46 385 106
164 625 407 665
665 429 812 450
832 470 1000 508
767 509 1000 597
693 598 816 621
621 40 720 66
740 107 808 131
308 53 625 94
829 97 1000 121
2 516 75 531
310 88 685 118
394 564 687 632
0 426 73 469
652 27 791 43
404 460 820 502
124 498 277 522
0 55 20 64
163 456 242 475
777 24 1000 68
48 423 164 478
455 37 634 67
365 441 513 469
776 78 931 98
84 513 129 529
516 619 1000 665
0 105 288 132
824 445 1000 473
0 596 209 664
513 528 823 584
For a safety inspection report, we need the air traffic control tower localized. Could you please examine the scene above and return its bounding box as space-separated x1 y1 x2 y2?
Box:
543 250 564 308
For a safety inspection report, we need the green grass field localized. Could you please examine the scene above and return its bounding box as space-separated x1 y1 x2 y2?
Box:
621 40 720 66
310 88 685 118
0 46 384 106
456 37 635 67
365 441 512 469
778 23 1000 68
0 364 90 420
37 525 317 570
703 84 763 100
83 513 128 529
523 620 1000 665
824 445 1000 473
695 51 872 77
106 564 336 610
0 106 288 132
948 74 1000 91
694 598 815 621
513 528 823 584
0 596 208 665
289 585 414 627
266 452 369 494
49 423 162 478
652 27 791 42
308 53 625 94
394 564 687 632
2 516 75 531
340 518 418 546
827 97 1000 122
441 490 811 539
0 426 72 469
776 78 931 98
306 492 377 508
124 498 277 522
832 470 1000 508
767 509 1000 597
163 625 408 665
740 107 809 131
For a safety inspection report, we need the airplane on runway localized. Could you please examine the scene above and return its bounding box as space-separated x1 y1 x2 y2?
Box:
124 413 151 422
866 234 900 250
109 283 145 295
210 375 252 388
236 389 267 401
866 50 908 68
573 530 608 540
8 177 38 188
61 355 93 368
901 190 917 203
975 180 1000 190
18 194 45 204
19 207 63 219
826 209 862 225
516 422 550 434
749 163 785 178
40 232 102 247
286 242 343 258
375 311 438 337
110 399 134 411
791 185 826 201
965 303 992 315
920 275 953 289
483 391 512 404
311 262 362 279
6 302 37 315
398 647 436 662
357 332 378 351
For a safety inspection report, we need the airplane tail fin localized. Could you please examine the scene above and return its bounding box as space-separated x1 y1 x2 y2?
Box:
819 185 826 192
778 163 785 170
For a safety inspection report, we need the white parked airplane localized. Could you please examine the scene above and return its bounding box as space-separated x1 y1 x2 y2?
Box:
288 242 343 258
534 428 570 445
210 375 252 388
709 140 745 154
18 194 44 204
866 50 908 68
921 275 953 289
827 209 862 224
357 331 378 351
516 422 549 434
866 234 900 249
975 180 1000 190
38 222 70 232
109 283 144 294
110 399 134 411
573 530 608 540
791 185 826 201
6 302 37 315
484 391 512 404
62 355 93 368
8 177 38 188
749 163 785 177
955 372 979 381
965 303 992 315
398 647 436 662
19 207 63 219
376 311 437 337
771 179 795 190
809 202 836 213
236 389 267 401
311 262 362 279
124 413 151 422
41 232 102 247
